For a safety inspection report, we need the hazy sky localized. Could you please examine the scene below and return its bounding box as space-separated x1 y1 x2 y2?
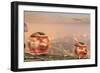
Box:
24 11 90 41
